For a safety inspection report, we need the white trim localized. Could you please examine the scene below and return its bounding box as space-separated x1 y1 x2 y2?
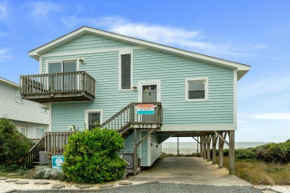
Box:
119 48 133 91
185 77 209 102
39 56 42 74
29 27 250 74
147 132 151 166
234 69 237 130
138 80 161 102
85 109 103 129
0 78 19 87
161 125 235 131
42 47 143 58
45 58 80 74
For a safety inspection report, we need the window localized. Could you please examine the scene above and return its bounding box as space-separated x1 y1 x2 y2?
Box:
16 90 23 103
121 54 131 89
41 109 47 114
47 60 78 91
38 128 45 138
17 126 27 136
185 77 209 102
85 110 103 130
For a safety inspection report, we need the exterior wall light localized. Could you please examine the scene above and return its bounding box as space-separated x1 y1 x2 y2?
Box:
132 85 138 90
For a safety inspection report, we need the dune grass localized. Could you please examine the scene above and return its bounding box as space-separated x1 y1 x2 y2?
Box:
221 156 290 185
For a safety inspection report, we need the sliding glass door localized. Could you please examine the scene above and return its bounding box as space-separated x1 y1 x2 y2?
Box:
48 61 77 92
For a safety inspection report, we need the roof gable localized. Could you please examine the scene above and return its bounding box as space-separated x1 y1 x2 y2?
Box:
44 33 133 55
29 26 251 80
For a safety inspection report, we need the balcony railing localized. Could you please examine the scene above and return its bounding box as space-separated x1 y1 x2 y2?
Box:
20 71 96 103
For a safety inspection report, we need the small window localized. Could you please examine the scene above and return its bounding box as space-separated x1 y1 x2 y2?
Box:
17 126 27 136
38 128 45 138
16 90 23 103
86 111 102 130
186 78 208 102
41 109 47 114
121 54 131 89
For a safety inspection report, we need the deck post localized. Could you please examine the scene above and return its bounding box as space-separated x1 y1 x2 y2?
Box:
229 130 235 175
177 137 179 156
200 136 203 157
207 135 211 161
218 132 224 168
133 129 138 176
197 136 199 156
203 136 207 159
212 133 217 165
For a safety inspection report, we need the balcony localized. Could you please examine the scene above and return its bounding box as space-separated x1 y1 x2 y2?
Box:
20 71 96 103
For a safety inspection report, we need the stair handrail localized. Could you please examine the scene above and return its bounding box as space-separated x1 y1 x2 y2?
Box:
100 102 162 131
19 136 45 167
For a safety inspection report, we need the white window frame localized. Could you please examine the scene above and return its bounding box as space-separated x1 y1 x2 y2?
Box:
17 126 27 136
85 109 103 129
45 59 81 90
138 80 161 102
45 59 80 73
37 127 45 138
119 49 133 91
185 77 209 102
15 89 23 104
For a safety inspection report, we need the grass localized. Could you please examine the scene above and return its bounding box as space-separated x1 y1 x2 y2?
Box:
0 168 35 179
220 156 290 185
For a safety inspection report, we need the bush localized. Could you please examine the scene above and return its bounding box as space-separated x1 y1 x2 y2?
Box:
34 166 64 180
256 141 290 164
62 128 127 183
0 118 33 167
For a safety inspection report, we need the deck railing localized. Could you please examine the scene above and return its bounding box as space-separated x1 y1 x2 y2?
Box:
19 136 45 167
100 102 163 131
44 132 73 155
24 102 162 159
20 71 96 102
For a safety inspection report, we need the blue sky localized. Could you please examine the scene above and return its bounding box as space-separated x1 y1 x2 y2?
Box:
0 0 290 142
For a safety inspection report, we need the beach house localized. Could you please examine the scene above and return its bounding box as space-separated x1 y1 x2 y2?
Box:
20 26 250 174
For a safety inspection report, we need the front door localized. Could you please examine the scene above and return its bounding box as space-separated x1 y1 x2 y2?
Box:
142 85 157 121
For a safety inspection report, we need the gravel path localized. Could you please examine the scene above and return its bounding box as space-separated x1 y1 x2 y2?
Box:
13 183 279 193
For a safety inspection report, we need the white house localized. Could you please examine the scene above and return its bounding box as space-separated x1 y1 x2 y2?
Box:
0 77 49 142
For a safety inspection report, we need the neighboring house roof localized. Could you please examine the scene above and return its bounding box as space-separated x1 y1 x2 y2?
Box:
28 26 251 80
0 77 19 87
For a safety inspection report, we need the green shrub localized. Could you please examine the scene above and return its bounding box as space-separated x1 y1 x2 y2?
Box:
34 166 64 180
256 141 290 164
62 128 127 183
0 118 33 167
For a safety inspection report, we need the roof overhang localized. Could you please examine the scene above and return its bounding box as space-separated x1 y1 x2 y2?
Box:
0 77 19 87
29 26 251 80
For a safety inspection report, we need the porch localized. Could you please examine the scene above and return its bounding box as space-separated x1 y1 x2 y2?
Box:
20 71 96 103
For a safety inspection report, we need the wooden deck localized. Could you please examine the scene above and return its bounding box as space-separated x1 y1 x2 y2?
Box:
20 71 96 103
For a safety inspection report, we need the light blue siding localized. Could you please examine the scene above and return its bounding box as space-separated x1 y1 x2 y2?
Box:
119 131 148 166
45 34 131 55
41 33 235 168
46 48 234 130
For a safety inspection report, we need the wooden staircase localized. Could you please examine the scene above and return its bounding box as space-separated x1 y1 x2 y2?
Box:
19 102 162 167
19 136 45 167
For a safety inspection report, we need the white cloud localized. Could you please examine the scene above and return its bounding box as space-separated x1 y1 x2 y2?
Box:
0 48 9 62
61 16 268 56
239 76 290 99
27 1 63 18
0 0 8 21
253 113 290 121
